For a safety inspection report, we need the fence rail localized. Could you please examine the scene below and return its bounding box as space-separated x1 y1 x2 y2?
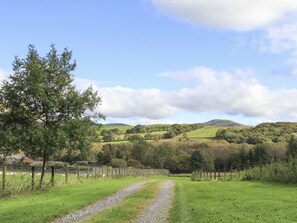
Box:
0 163 169 197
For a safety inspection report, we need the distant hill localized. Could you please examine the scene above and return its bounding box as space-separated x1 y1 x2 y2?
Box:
105 123 131 126
203 119 244 127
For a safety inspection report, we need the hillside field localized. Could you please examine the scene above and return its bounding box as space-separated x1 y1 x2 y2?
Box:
175 126 220 140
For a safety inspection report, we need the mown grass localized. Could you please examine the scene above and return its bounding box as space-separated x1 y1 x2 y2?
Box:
0 177 146 223
169 178 297 223
86 180 161 223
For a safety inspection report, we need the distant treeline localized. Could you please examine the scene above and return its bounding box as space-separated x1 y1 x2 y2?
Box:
90 139 290 173
100 124 203 142
216 122 297 144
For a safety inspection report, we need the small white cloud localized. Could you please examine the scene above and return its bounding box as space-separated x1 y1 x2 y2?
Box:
151 0 297 31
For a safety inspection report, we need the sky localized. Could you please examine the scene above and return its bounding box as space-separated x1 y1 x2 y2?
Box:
1 0 297 126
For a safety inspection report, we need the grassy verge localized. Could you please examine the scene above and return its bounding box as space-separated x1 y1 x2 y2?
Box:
86 180 161 223
169 178 297 223
0 177 146 223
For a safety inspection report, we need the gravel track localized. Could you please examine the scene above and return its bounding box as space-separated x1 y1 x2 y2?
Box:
52 181 148 223
138 180 174 223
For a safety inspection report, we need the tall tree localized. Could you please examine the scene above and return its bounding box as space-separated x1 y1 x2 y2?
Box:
0 45 104 186
288 135 297 159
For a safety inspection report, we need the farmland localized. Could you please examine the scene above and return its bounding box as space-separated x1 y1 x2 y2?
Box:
175 126 220 140
2 175 297 222
169 178 297 223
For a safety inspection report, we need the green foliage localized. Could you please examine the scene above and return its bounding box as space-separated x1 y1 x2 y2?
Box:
216 122 297 144
0 45 103 186
110 158 127 168
244 159 297 183
287 135 297 159
162 124 204 139
190 150 214 171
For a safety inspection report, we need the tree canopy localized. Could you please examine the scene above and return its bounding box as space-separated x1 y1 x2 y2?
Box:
0 45 104 186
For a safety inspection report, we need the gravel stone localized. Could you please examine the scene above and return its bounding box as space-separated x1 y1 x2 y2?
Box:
138 180 174 223
52 181 147 223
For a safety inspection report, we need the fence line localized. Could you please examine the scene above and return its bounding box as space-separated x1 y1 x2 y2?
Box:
0 163 169 196
191 161 268 181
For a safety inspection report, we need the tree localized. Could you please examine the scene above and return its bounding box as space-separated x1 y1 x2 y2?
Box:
287 135 297 159
0 45 104 187
153 143 172 169
0 110 20 162
253 144 272 164
190 150 213 171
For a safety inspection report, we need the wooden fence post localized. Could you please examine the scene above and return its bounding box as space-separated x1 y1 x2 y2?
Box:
76 164 80 180
51 166 55 187
64 163 68 184
260 160 263 177
87 165 90 179
31 166 35 190
2 163 7 194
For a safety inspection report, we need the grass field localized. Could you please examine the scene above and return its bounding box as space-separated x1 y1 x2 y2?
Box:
0 177 146 223
176 126 221 140
2 175 297 222
169 178 297 223
100 125 132 133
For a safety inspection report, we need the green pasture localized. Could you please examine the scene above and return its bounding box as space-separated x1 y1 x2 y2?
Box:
2 173 297 223
0 177 146 223
169 178 297 223
100 125 132 133
176 126 220 140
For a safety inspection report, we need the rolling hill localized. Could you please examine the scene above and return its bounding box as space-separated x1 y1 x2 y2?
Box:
203 119 244 127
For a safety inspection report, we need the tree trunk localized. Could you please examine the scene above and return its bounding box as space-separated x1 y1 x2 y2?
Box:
40 155 48 188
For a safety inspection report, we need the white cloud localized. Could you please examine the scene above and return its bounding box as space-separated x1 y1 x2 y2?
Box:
259 20 297 77
99 86 177 119
77 67 297 122
151 0 297 31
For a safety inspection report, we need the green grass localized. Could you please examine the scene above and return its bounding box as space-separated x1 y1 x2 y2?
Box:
100 125 132 133
86 180 161 223
169 178 297 223
176 126 220 140
0 177 146 223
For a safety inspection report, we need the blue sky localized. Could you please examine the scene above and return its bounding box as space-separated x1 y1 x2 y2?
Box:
1 0 297 125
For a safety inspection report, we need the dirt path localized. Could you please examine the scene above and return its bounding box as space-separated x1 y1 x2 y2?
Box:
52 181 148 223
138 180 174 223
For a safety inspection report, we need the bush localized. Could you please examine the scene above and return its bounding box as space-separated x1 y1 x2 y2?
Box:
110 158 127 168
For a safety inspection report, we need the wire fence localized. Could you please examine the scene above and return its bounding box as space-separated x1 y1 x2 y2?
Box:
0 163 169 198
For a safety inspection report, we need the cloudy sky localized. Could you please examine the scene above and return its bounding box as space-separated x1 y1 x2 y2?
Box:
1 0 297 125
